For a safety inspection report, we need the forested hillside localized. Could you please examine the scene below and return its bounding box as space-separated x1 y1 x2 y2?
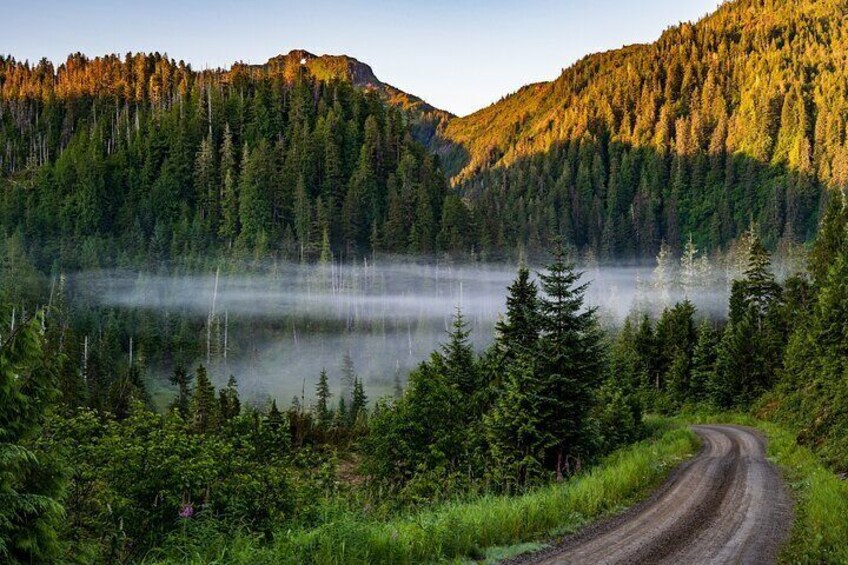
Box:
0 51 464 267
436 0 848 258
5 0 848 263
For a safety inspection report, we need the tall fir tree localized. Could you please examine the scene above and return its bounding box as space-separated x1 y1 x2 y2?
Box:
536 240 604 476
315 369 332 428
190 365 219 434
496 265 540 359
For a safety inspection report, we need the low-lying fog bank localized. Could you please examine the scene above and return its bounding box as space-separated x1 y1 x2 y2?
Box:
71 252 803 404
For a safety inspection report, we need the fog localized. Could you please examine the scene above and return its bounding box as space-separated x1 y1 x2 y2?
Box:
71 255 795 405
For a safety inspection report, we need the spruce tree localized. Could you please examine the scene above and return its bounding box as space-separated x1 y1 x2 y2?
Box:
340 352 356 404
350 377 368 425
169 365 193 418
315 369 332 428
484 354 550 488
536 240 603 476
218 375 240 423
716 230 785 407
496 265 539 359
442 308 479 396
190 365 219 434
259 400 291 461
690 320 719 403
655 301 697 404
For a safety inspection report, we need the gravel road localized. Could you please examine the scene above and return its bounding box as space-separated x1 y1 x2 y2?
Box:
513 425 793 564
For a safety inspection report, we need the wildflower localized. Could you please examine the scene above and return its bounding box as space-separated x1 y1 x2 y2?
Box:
179 503 194 519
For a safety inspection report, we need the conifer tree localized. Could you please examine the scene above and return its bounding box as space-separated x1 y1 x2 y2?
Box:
393 369 403 400
690 320 719 403
218 124 239 248
536 240 604 476
190 365 219 434
340 352 356 404
655 301 697 404
496 265 539 359
109 364 150 420
350 377 367 425
442 308 479 397
715 229 785 407
336 397 348 428
315 369 332 428
259 400 291 461
218 375 240 422
484 355 550 488
194 133 217 231
169 365 193 418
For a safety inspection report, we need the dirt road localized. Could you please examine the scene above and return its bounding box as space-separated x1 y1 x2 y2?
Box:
514 425 793 564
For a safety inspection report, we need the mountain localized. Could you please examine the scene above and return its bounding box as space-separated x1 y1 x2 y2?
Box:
4 0 848 263
261 50 453 147
433 0 847 258
263 50 443 115
0 50 464 266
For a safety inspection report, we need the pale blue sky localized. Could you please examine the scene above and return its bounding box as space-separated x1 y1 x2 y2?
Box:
2 0 723 116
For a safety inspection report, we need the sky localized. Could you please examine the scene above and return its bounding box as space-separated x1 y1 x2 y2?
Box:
3 0 723 117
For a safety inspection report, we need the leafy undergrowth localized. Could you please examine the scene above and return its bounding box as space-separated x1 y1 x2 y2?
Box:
684 412 848 565
147 420 698 565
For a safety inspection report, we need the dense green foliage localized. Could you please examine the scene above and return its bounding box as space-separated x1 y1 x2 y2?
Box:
762 196 848 472
0 313 64 563
3 0 848 561
600 224 814 417
2 214 848 563
436 0 848 257
0 52 457 266
145 422 697 565
364 247 646 501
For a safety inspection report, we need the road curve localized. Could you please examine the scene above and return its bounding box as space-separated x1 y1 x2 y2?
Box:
513 425 793 565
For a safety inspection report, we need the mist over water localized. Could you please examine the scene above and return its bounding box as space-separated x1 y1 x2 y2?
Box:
71 258 753 405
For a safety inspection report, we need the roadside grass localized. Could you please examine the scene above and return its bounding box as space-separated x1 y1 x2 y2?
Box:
683 411 848 565
149 420 698 565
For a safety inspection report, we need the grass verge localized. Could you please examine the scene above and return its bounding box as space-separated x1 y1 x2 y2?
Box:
684 411 848 564
151 421 698 565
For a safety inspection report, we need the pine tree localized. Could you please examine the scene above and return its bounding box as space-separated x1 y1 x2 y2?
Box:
340 352 356 404
218 124 239 248
496 265 539 359
715 229 785 407
655 301 697 404
259 400 291 462
536 240 604 476
190 365 219 434
484 354 551 488
442 308 479 396
194 133 218 231
652 241 673 308
294 175 312 255
218 375 240 422
680 234 700 298
169 365 193 418
393 369 403 400
350 377 368 425
690 320 719 403
315 369 332 428
109 364 150 420
336 396 348 428
741 231 782 325
237 141 273 251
